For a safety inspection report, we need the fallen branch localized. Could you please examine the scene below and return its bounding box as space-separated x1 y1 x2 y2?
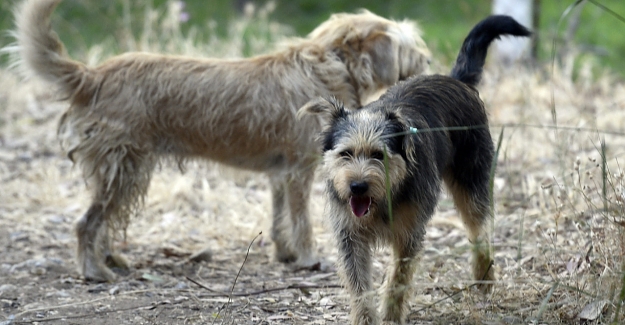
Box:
186 276 342 297
9 300 176 324
409 261 494 316
211 231 261 325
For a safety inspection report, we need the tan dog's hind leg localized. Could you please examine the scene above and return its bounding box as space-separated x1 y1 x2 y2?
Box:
76 205 131 282
74 142 155 281
100 223 130 270
75 203 117 282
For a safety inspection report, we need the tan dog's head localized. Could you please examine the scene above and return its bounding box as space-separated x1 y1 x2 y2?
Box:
308 10 431 103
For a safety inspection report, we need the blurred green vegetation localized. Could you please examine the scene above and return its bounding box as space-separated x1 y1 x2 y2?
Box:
0 0 624 75
0 0 240 56
275 0 625 71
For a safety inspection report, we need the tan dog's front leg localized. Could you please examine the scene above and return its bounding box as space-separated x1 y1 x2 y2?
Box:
285 170 317 267
269 175 296 263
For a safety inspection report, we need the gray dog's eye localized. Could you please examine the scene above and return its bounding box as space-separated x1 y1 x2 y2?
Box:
370 151 384 160
339 150 353 159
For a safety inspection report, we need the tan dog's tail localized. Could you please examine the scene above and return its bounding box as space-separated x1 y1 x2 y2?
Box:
15 0 90 98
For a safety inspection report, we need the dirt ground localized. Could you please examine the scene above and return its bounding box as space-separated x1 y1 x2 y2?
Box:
1 63 625 325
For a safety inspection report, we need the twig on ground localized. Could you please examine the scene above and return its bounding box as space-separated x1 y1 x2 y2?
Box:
11 296 112 319
9 300 177 324
187 276 342 297
409 261 494 316
211 231 262 325
533 281 560 322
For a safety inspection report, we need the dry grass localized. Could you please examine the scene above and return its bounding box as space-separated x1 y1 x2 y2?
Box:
1 2 624 324
475 61 625 323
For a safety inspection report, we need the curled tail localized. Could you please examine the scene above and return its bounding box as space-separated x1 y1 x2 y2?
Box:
14 0 90 98
450 15 531 87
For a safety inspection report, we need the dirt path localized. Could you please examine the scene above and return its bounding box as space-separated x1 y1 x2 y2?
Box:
2 71 624 324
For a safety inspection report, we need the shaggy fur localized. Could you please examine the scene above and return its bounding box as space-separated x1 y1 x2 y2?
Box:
300 16 530 325
11 0 431 282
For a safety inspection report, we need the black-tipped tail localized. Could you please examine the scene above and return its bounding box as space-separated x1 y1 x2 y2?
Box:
450 15 531 87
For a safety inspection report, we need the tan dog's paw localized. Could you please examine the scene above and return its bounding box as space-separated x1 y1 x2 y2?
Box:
82 260 117 282
188 246 213 263
290 256 335 273
106 253 130 270
274 245 298 264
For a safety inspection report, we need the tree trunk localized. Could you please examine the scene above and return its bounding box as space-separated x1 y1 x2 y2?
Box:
492 0 535 65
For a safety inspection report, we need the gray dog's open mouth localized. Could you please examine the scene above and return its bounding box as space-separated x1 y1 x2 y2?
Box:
349 196 372 217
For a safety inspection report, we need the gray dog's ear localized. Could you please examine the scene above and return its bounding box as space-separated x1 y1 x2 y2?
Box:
297 97 348 121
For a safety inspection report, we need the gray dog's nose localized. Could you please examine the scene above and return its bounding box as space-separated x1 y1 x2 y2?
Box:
350 181 369 195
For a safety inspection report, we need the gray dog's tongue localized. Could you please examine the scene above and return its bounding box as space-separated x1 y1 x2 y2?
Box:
349 196 371 217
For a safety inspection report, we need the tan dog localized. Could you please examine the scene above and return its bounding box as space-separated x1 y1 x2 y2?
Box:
11 0 430 281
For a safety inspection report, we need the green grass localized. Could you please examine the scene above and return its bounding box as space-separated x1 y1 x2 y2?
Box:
269 0 625 73
0 0 239 58
1 0 624 76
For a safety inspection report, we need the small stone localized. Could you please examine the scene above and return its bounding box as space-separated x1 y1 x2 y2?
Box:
88 284 108 294
2 298 18 308
47 215 65 224
0 284 17 293
17 153 33 162
9 232 29 242
48 258 64 265
109 286 120 295
174 296 188 302
578 300 609 321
